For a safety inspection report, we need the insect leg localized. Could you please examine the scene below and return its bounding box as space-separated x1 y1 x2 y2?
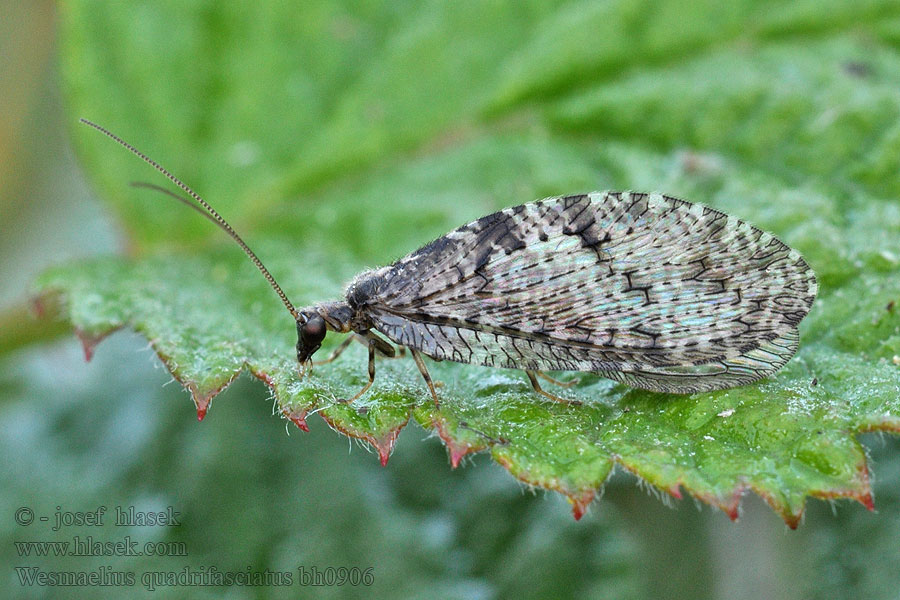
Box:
362 330 396 358
312 335 356 366
314 331 396 367
525 371 581 405
535 371 580 389
410 349 441 406
345 339 377 403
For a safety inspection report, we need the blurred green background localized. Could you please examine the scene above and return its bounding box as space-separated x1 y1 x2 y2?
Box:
3 1 900 598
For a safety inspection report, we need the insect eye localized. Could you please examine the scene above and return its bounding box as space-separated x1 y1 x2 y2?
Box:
301 315 326 345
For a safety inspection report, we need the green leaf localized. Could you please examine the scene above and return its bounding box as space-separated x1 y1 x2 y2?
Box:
40 0 900 525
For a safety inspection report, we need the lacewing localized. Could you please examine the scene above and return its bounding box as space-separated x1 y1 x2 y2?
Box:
81 119 816 404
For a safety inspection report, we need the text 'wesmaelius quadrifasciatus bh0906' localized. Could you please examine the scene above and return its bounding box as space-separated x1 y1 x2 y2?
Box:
80 119 817 405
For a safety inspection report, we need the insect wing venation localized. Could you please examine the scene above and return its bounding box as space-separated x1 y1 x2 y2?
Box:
365 192 816 392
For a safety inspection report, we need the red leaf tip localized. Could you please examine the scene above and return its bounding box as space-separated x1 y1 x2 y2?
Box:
449 447 468 469
74 329 106 362
784 512 802 529
318 414 409 468
282 410 309 432
432 417 487 469
373 432 400 467
186 383 212 423
724 491 742 522
568 491 596 521
860 492 875 512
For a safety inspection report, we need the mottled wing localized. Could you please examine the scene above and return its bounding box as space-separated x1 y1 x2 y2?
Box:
595 329 799 393
365 192 816 392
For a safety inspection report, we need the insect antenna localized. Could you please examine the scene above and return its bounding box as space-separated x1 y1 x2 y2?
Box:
79 118 301 321
129 182 220 226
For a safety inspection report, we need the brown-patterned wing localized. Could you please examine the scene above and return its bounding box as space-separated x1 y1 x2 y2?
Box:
365 192 816 392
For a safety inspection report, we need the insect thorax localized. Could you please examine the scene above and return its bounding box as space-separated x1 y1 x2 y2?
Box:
345 267 390 310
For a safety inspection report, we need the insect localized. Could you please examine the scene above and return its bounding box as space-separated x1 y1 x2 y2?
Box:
81 119 817 404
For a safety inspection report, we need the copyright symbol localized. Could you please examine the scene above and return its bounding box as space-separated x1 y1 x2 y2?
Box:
15 507 34 526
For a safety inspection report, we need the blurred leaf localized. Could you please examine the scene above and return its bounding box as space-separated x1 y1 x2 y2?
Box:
40 0 900 525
